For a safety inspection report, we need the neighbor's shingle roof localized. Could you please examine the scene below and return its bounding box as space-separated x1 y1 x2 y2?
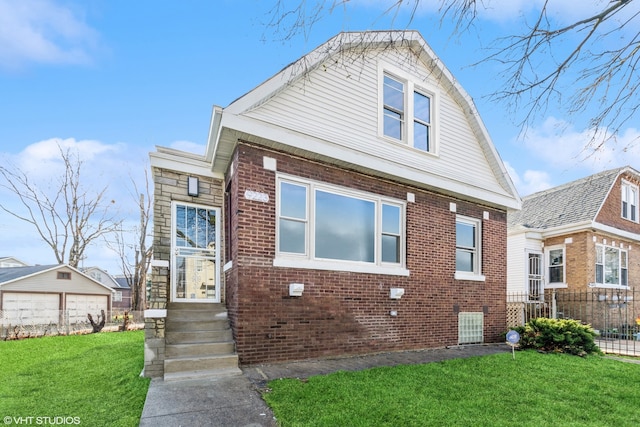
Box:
508 167 624 230
0 265 57 285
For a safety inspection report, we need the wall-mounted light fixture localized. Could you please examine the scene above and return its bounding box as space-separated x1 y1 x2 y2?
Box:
188 176 199 197
390 288 405 299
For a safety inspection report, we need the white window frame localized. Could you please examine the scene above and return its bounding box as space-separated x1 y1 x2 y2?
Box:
594 244 629 289
275 174 409 276
621 180 638 223
378 64 438 155
454 215 484 282
545 245 566 287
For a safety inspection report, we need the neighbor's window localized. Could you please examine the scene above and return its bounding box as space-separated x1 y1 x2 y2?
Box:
277 176 405 267
382 72 434 153
595 244 628 287
57 272 71 280
547 247 565 284
455 216 481 276
621 181 638 222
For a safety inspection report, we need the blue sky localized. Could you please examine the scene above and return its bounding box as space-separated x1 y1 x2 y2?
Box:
1 0 639 274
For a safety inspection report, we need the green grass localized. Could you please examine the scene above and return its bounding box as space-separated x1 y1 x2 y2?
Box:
264 351 640 426
0 331 149 427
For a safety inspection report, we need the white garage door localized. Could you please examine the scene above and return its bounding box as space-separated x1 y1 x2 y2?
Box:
2 293 59 324
66 295 108 323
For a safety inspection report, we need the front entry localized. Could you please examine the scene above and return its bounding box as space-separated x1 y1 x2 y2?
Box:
171 202 221 303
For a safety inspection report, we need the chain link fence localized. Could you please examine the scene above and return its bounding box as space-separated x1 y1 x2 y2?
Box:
0 309 145 340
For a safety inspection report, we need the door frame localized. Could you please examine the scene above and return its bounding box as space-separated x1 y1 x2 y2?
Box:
171 201 221 303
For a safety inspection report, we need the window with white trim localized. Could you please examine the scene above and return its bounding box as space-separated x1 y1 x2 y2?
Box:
277 176 405 268
547 246 565 285
455 216 482 278
381 72 434 153
621 181 638 222
595 244 628 287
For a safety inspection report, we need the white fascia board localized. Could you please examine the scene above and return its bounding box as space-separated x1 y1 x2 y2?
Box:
593 221 640 242
150 147 222 179
538 221 593 238
205 105 224 164
220 113 521 210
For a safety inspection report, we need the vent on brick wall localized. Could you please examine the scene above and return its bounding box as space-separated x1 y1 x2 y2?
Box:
458 312 484 344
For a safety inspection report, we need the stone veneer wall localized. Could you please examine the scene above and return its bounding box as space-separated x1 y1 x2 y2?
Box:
143 166 225 378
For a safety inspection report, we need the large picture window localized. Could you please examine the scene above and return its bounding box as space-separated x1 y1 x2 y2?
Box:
276 176 405 271
595 244 628 287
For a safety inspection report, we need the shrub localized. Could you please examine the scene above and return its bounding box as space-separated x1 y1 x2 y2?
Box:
513 318 601 356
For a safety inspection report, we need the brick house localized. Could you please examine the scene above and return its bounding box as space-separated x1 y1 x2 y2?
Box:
144 31 520 379
507 167 640 326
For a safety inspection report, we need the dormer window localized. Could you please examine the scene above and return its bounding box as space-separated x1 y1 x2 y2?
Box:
381 69 435 154
621 180 638 222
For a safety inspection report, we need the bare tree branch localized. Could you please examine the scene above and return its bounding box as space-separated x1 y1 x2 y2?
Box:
0 143 120 267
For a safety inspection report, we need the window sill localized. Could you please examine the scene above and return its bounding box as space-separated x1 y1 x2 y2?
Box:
454 272 486 282
273 257 410 276
545 282 568 289
588 283 630 290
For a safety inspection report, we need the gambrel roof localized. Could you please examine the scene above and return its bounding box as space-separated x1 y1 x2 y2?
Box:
203 30 521 210
508 166 634 230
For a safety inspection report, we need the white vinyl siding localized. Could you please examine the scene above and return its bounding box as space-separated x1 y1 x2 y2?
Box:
244 48 510 202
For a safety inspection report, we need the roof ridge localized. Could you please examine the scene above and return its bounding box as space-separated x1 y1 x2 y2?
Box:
523 166 625 200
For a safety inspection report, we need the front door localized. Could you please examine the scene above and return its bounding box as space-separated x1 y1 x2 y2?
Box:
527 252 543 301
171 202 221 303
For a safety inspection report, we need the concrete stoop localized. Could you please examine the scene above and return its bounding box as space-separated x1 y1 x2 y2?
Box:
163 302 241 381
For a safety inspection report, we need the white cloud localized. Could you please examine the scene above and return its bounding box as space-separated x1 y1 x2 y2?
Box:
520 117 640 174
505 161 553 196
0 0 99 70
0 138 149 273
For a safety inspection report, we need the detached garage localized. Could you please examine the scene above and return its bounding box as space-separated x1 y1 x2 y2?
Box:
0 264 113 325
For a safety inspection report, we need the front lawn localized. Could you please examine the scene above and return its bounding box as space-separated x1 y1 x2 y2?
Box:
0 331 149 427
264 351 640 426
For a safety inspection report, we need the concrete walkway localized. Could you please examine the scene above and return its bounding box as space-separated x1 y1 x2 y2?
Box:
139 343 511 427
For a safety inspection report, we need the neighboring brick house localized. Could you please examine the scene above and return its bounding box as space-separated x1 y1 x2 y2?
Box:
144 31 520 378
507 167 640 326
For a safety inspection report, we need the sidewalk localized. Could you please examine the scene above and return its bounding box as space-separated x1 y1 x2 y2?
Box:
139 343 510 427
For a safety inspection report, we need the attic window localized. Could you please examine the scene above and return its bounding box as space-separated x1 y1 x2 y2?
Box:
57 272 71 280
621 181 638 222
380 69 435 154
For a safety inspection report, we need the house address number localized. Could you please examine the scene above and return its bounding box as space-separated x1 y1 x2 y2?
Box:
244 190 269 203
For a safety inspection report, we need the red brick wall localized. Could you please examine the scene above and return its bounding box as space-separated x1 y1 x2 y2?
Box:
596 172 640 234
226 142 508 365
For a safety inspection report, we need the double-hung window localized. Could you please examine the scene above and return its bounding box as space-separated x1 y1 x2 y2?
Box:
276 176 406 274
455 216 483 281
547 247 565 285
595 244 628 287
382 71 434 153
621 181 638 222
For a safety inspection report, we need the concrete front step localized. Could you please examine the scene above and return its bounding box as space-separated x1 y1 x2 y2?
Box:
164 354 240 374
167 302 227 311
166 341 235 358
167 308 229 321
165 318 231 332
166 329 233 345
163 367 243 382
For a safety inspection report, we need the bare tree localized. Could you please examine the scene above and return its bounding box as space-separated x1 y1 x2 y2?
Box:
265 0 640 149
0 144 120 268
107 169 153 311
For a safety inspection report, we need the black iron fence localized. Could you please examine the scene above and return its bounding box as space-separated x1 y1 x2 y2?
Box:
507 289 640 356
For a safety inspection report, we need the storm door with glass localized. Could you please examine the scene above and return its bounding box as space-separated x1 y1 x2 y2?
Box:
171 202 220 303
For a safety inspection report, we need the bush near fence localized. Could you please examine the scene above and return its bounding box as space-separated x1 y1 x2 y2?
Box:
0 310 145 340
